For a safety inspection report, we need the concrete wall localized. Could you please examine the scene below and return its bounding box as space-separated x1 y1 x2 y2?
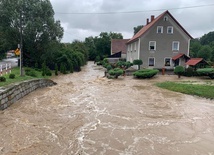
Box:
0 79 56 110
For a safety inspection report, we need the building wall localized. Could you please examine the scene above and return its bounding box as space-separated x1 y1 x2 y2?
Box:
140 14 190 69
126 40 140 69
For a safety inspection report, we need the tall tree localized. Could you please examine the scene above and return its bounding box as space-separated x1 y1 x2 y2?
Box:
133 25 144 35
0 0 64 65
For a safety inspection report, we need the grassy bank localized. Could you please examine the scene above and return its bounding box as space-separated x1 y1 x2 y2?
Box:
0 67 49 87
156 81 214 99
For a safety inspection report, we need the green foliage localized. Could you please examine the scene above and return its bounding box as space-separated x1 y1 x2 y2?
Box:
197 68 214 79
133 59 143 70
108 68 124 78
0 0 64 68
25 68 37 77
133 69 159 79
174 66 185 78
0 76 6 82
156 81 214 99
42 62 47 76
9 74 15 79
46 68 52 76
55 64 58 76
185 67 194 77
60 63 67 74
197 45 212 61
134 25 144 35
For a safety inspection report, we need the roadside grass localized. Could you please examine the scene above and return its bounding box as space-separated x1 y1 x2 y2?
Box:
156 81 214 99
0 67 49 87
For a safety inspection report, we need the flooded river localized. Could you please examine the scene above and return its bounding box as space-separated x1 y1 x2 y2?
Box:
1 62 214 155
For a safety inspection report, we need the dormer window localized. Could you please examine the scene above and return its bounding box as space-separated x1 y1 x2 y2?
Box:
157 26 163 33
164 16 168 21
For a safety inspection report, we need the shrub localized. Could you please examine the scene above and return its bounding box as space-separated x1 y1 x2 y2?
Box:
55 64 58 76
185 67 194 77
174 66 185 78
9 74 15 79
106 65 112 71
46 68 52 76
133 59 143 70
0 76 6 82
26 70 37 77
133 69 159 79
197 68 214 79
108 68 124 78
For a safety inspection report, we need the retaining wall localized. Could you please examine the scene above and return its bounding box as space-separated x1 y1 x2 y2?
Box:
0 79 56 110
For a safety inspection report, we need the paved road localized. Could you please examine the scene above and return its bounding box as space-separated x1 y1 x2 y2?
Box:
0 62 214 155
0 57 18 69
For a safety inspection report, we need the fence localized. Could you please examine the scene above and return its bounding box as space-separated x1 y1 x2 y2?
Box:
0 64 12 76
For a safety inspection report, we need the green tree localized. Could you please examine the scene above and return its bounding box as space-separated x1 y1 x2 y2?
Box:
197 45 212 61
200 31 214 45
133 59 143 70
0 0 64 66
174 66 184 78
190 39 201 58
133 25 144 35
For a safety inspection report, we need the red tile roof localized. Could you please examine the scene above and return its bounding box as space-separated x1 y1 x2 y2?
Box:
111 39 129 54
185 58 203 66
127 10 193 44
172 53 190 60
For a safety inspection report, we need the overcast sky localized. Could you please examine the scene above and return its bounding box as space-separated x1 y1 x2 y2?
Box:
49 0 214 43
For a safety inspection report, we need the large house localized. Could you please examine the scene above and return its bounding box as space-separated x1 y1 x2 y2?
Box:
126 10 193 70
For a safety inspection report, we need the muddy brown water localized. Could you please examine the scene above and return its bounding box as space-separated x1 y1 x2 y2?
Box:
1 62 214 155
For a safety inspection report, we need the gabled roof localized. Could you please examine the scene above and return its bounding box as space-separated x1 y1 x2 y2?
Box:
127 10 193 44
111 39 129 54
172 53 190 61
185 58 206 66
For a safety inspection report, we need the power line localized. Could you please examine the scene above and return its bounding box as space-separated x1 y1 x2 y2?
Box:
55 3 214 15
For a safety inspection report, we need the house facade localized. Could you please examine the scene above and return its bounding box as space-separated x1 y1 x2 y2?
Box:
126 10 193 70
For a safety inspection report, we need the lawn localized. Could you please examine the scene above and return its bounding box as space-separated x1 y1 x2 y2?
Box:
0 67 49 87
156 81 214 99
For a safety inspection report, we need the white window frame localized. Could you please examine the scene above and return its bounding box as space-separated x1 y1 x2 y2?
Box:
164 57 171 66
157 26 163 33
172 41 179 51
148 57 155 66
167 26 173 34
149 41 156 50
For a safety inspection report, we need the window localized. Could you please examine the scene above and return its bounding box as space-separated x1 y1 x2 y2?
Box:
164 58 171 66
148 58 155 66
167 26 173 34
157 26 163 33
172 41 179 51
149 41 156 50
164 16 168 21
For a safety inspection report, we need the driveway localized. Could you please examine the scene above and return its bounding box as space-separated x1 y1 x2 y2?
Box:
0 61 214 155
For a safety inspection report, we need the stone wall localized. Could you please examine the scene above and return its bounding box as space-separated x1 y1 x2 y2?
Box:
0 79 56 110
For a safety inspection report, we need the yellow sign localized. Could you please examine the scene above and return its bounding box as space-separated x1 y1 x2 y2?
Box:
14 48 20 56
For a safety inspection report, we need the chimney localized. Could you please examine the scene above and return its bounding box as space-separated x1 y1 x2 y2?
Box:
146 18 149 25
151 15 155 22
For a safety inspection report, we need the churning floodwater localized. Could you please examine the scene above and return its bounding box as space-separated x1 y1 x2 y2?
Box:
0 62 214 155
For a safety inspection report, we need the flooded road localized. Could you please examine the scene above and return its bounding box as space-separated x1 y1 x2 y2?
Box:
1 62 214 155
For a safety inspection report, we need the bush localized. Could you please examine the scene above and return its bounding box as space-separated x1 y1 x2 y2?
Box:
133 69 159 79
26 70 37 77
55 64 58 76
133 59 143 70
197 68 214 79
0 76 6 82
9 74 15 79
46 68 52 76
185 67 194 77
108 68 124 78
174 66 185 78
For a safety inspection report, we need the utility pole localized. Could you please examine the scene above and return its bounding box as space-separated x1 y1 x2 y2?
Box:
19 1 24 76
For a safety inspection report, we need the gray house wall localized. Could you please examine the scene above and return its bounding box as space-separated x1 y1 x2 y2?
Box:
128 13 191 70
140 14 190 69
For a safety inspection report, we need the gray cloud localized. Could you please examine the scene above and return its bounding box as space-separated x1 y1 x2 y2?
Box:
50 0 214 42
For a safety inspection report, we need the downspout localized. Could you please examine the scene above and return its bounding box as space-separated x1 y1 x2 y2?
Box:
187 39 190 57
